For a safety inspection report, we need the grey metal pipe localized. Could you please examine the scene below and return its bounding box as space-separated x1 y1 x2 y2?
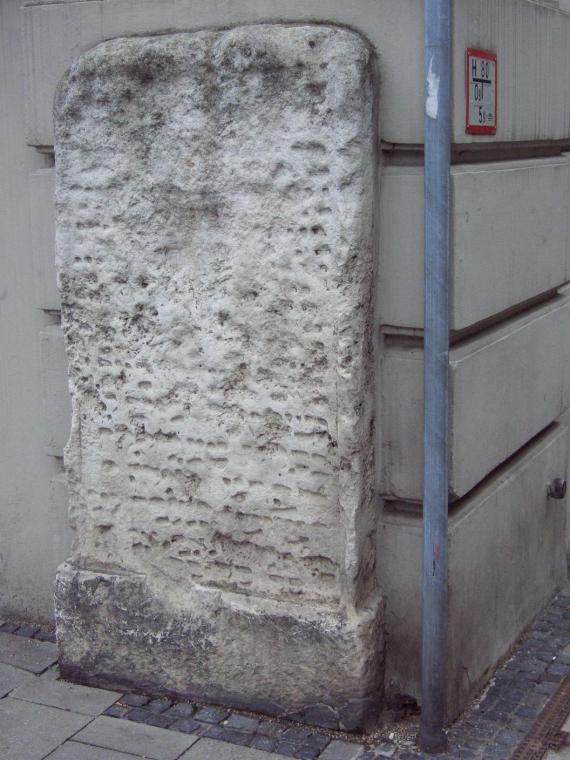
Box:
420 0 451 754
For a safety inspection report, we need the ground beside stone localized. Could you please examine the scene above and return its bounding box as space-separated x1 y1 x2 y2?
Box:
3 563 570 759
0 631 57 673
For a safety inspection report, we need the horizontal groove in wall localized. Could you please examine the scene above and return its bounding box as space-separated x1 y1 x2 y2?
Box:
450 288 565 348
382 331 423 348
23 1 101 7
34 146 55 167
449 421 562 515
41 309 62 326
381 421 562 520
382 139 570 166
379 287 566 348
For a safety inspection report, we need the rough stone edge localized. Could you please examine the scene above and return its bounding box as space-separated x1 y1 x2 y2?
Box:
55 563 384 732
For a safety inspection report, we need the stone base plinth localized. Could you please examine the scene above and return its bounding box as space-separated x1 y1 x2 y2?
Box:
55 563 384 731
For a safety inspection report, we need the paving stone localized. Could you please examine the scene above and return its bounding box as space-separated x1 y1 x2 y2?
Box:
0 622 19 634
536 652 556 663
0 662 36 697
250 735 278 752
293 744 323 759
104 704 130 718
542 672 564 683
180 737 281 759
518 669 542 683
319 740 364 760
167 702 197 719
195 705 231 723
258 720 285 737
560 643 570 658
273 741 298 757
14 625 41 638
169 716 203 734
518 659 545 673
494 730 525 747
0 632 57 673
282 727 315 744
35 629 57 643
272 741 323 760
0 697 92 760
455 737 486 752
508 717 532 734
303 734 330 752
11 676 121 715
120 692 150 707
224 713 260 733
144 712 175 729
369 743 397 758
47 741 140 760
147 696 174 713
74 715 198 760
481 745 511 760
483 709 511 724
126 707 152 723
515 704 540 719
525 692 549 708
494 699 521 713
478 695 497 711
535 681 559 695
203 724 254 746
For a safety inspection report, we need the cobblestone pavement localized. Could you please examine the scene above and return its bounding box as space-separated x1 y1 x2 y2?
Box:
3 564 570 760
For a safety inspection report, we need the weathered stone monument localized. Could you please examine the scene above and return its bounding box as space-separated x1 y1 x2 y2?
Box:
54 25 382 729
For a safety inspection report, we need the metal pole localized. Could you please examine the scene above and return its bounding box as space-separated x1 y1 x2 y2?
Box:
420 0 451 754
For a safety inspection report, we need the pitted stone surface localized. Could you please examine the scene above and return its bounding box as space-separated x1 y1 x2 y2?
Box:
55 24 376 608
54 25 381 722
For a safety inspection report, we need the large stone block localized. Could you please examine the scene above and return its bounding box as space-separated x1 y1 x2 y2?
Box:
379 157 570 331
54 26 382 728
380 293 570 501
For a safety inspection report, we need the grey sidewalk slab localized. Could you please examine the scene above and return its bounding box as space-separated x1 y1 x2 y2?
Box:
47 740 145 760
11 676 121 715
74 715 199 759
0 631 57 673
180 737 283 759
0 697 92 760
0 661 36 697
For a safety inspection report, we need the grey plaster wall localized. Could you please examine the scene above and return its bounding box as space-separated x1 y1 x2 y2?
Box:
0 0 72 624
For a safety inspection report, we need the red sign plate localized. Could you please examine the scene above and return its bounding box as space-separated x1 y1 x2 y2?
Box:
465 48 497 135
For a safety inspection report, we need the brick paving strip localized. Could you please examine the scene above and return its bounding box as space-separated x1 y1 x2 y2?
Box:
3 565 570 760
507 672 570 760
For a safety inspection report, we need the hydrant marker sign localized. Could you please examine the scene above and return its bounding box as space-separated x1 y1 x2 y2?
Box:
466 48 497 135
